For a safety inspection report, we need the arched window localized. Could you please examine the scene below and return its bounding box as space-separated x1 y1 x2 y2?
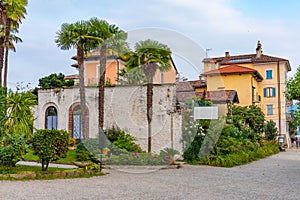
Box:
72 106 82 139
45 106 57 130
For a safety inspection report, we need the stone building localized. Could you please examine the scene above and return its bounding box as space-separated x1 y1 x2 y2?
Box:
33 84 182 153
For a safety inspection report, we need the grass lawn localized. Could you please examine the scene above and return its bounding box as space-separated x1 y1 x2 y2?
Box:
0 163 104 181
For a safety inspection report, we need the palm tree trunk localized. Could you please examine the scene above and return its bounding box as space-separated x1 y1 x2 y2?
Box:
147 82 153 152
143 63 157 153
3 38 9 88
0 39 4 87
77 46 88 140
98 44 107 132
3 18 10 88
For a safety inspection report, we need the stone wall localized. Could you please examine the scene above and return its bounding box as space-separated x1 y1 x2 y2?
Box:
34 84 183 153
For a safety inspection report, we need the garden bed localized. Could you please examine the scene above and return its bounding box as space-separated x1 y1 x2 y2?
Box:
0 165 104 181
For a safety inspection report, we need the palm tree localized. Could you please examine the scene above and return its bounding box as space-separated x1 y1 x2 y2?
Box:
56 20 99 139
88 18 128 132
2 0 27 88
125 39 172 152
3 28 22 87
6 89 37 139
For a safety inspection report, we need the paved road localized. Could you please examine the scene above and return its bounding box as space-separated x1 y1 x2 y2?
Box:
1 149 300 200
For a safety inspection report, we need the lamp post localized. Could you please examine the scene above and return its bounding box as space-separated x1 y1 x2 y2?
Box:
98 129 106 172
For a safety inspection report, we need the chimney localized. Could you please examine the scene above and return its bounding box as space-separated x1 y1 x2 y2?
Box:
225 52 230 57
256 40 263 58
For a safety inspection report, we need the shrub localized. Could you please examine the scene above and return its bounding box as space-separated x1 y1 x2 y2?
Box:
198 142 279 167
75 138 100 161
183 135 204 162
32 129 69 171
0 134 28 167
106 127 143 153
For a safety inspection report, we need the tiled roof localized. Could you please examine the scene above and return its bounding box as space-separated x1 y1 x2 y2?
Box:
176 81 196 103
176 81 194 92
196 90 239 103
203 65 263 82
72 52 118 61
203 54 288 64
188 80 207 88
64 74 78 80
176 80 239 104
203 65 257 75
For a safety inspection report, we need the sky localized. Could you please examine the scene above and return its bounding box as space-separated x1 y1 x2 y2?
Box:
7 0 300 89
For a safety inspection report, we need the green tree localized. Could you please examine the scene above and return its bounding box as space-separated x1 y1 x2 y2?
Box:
228 105 265 134
38 73 74 89
88 18 126 133
117 67 147 85
32 129 69 171
0 0 27 88
264 120 278 140
55 20 99 139
286 66 300 101
5 88 37 138
124 39 172 152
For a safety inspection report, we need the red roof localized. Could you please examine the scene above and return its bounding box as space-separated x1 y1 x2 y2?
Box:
64 74 78 80
188 80 207 88
196 90 239 103
203 65 263 82
203 65 257 75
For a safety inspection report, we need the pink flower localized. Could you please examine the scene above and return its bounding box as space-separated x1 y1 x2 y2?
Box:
132 152 139 157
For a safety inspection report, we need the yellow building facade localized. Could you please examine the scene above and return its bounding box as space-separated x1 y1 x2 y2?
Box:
202 41 291 146
69 51 178 86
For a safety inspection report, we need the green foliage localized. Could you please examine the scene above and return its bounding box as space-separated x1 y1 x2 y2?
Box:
106 126 144 153
227 105 265 134
75 138 100 161
264 120 278 140
289 106 300 136
185 95 212 109
112 132 143 153
106 148 179 166
69 138 76 147
198 141 279 167
0 134 28 168
0 87 7 136
38 73 74 89
5 89 37 138
286 66 300 101
117 67 147 85
75 127 144 162
32 130 69 171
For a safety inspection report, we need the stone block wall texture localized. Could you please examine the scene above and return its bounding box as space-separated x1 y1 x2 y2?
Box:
34 84 183 153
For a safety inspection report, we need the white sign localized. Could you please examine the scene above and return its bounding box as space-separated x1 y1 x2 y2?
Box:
193 107 218 120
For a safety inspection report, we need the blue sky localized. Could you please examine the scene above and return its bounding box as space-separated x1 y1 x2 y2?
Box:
8 0 300 89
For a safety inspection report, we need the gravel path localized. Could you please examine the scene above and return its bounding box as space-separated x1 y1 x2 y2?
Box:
1 149 300 200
